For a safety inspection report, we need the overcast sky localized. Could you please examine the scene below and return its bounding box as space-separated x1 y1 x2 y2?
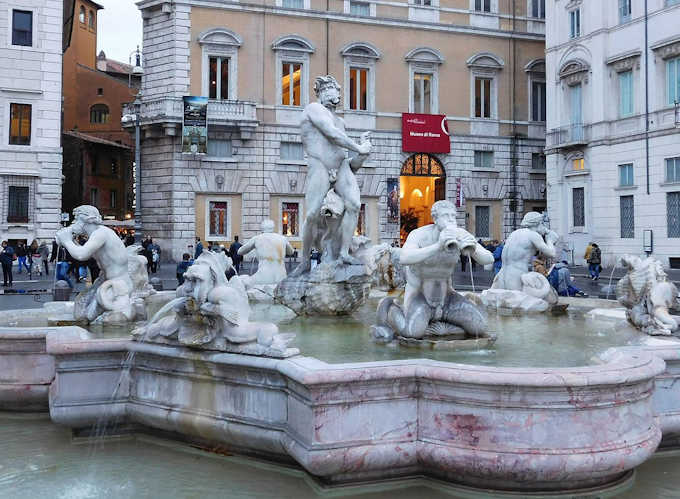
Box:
96 0 143 63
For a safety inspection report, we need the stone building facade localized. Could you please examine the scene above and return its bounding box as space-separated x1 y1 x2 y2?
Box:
0 0 63 245
129 0 547 260
545 0 680 267
61 0 139 222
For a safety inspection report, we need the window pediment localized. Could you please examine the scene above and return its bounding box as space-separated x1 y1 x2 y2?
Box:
340 42 381 60
467 52 505 71
405 47 444 65
606 50 641 72
559 59 590 85
651 35 680 60
272 35 315 54
198 28 243 48
524 58 545 74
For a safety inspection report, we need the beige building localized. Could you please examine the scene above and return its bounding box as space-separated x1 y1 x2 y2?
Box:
128 0 547 259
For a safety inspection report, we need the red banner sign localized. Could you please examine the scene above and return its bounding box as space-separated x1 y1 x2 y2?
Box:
401 113 450 153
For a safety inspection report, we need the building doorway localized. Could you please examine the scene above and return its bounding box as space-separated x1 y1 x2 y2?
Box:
399 153 445 244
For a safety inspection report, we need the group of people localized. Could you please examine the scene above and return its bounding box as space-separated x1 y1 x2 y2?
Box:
1 240 52 287
179 236 244 285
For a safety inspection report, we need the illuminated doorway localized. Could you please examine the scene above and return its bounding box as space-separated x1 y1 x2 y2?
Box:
399 153 445 244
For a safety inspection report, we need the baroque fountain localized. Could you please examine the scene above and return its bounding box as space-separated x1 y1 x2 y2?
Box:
2 75 680 497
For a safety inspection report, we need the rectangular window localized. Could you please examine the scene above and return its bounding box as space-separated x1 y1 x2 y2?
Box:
572 187 585 227
667 57 680 106
349 68 368 111
569 9 580 38
619 0 631 23
12 10 32 46
475 206 490 238
619 163 634 186
208 57 229 100
532 153 546 170
668 0 680 5
475 77 491 118
620 195 634 238
669 192 680 237
666 157 680 182
474 0 491 12
281 62 302 106
474 151 494 169
350 1 371 15
110 190 117 209
90 188 98 207
280 142 304 161
531 81 546 121
531 0 545 18
207 139 232 157
355 204 366 236
413 73 431 114
209 201 228 237
282 0 304 7
282 202 300 237
414 0 432 5
9 103 31 145
619 70 634 117
572 158 585 171
7 186 29 223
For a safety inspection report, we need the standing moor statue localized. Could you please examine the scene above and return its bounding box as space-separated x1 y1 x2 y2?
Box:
292 75 372 275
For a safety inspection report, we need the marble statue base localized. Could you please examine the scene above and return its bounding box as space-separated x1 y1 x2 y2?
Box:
274 261 371 315
480 288 553 313
136 332 299 358
247 284 298 322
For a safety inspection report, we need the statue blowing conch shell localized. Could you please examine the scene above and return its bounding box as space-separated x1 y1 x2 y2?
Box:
133 251 298 358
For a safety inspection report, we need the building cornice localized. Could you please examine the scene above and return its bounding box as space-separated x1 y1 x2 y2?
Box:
605 50 641 72
137 0 545 41
650 34 680 60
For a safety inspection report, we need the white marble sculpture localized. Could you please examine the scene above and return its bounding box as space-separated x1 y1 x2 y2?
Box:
372 200 494 342
238 219 294 287
291 74 371 275
481 212 558 312
275 75 375 315
133 250 298 357
616 255 679 336
54 205 154 323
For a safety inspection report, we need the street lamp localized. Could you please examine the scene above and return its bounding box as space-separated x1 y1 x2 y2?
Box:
133 93 142 243
128 45 143 88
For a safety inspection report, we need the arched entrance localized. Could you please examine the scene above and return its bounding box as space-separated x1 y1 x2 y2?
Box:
399 153 445 243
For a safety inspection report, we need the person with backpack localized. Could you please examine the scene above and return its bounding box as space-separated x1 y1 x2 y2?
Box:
588 243 602 280
1 241 15 287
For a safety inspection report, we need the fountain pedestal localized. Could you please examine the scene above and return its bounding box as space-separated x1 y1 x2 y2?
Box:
274 261 371 315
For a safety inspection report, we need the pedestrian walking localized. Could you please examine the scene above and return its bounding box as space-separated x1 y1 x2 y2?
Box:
493 242 504 275
16 242 29 274
56 260 74 288
588 243 602 280
38 241 50 276
229 235 242 273
176 253 193 285
194 237 203 259
1 241 15 287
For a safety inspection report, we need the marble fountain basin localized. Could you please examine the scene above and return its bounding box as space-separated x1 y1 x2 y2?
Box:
2 295 680 494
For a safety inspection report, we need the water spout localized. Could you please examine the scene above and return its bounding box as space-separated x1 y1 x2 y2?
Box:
468 255 475 293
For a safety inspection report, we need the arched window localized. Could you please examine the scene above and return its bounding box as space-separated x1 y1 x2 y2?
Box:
88 10 95 29
400 153 444 176
79 6 86 23
90 104 110 124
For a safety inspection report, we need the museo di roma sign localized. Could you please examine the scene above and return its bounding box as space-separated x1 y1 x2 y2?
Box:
401 113 450 153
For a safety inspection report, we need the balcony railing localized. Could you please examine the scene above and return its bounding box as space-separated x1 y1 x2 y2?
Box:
122 97 258 131
546 123 590 149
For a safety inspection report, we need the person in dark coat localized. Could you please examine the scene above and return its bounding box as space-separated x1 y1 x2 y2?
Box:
1 241 15 287
229 235 242 273
194 237 203 259
588 243 602 280
176 253 193 285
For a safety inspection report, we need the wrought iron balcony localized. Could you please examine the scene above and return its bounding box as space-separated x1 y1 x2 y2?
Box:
122 97 258 138
546 123 590 149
